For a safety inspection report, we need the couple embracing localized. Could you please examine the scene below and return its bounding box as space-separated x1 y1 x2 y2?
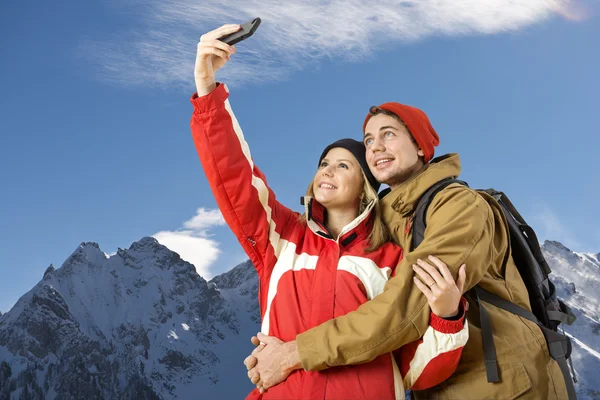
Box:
189 23 570 400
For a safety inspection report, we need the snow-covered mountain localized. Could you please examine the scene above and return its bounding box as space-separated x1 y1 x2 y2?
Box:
541 241 600 400
0 237 259 399
0 237 598 399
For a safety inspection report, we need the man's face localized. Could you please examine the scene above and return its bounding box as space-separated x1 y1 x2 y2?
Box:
363 114 425 189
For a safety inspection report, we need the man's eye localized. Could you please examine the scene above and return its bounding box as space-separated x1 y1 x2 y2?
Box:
365 138 373 146
384 131 394 137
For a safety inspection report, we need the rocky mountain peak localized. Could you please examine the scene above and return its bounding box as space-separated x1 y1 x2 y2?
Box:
543 240 572 253
129 236 161 252
43 264 55 279
60 241 107 274
210 260 254 289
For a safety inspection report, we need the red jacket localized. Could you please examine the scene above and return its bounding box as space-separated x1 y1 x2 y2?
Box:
191 84 468 400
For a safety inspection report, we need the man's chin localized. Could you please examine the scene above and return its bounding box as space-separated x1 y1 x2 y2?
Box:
376 172 409 189
373 171 394 186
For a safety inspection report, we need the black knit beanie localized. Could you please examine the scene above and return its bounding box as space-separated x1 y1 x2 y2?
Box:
318 138 380 192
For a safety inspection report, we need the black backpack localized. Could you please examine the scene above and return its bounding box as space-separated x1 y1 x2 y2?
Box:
412 178 578 399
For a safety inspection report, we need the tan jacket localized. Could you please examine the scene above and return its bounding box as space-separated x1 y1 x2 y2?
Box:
296 154 568 399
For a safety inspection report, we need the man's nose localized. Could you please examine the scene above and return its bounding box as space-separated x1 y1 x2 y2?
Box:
371 137 385 152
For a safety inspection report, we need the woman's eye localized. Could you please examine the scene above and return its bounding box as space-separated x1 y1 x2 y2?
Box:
339 163 348 169
319 161 328 168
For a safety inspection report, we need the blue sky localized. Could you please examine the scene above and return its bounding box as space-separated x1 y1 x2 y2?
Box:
1 0 598 313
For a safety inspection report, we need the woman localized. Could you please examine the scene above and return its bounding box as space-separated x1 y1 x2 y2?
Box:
191 24 469 400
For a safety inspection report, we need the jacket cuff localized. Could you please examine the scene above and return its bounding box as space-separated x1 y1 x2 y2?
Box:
429 297 468 334
296 330 325 371
190 83 229 114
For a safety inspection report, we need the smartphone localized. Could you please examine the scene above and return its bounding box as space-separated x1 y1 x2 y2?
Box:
219 18 261 46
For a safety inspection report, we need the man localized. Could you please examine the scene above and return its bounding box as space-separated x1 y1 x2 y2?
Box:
245 102 569 399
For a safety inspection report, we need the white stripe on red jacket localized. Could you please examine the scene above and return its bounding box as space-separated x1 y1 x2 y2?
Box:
190 83 468 400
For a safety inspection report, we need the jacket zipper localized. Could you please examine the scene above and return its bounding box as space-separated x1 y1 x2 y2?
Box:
323 242 342 400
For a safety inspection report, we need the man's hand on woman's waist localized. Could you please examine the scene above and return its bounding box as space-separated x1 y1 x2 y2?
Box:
244 333 302 393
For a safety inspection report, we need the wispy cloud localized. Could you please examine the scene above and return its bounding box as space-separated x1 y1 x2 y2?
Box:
81 0 579 88
153 208 226 278
532 204 582 250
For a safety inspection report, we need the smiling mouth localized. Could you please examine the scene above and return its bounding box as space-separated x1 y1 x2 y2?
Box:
319 183 337 189
375 158 393 167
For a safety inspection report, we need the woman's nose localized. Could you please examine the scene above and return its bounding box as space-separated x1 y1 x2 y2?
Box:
321 165 334 176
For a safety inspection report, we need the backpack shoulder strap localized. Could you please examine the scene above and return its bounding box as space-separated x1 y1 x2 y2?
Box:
475 286 578 399
412 181 578 398
412 177 469 250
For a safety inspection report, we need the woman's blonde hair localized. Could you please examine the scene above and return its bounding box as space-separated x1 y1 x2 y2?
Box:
301 169 391 252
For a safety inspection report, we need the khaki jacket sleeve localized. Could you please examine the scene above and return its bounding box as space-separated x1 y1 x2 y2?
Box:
296 186 503 371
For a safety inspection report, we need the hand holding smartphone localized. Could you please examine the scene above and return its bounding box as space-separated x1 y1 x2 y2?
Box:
195 19 261 96
218 18 261 46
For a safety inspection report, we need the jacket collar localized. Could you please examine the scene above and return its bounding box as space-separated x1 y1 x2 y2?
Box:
301 196 375 246
379 153 462 217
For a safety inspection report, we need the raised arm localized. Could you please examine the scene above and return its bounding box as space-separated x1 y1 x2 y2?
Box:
191 25 299 279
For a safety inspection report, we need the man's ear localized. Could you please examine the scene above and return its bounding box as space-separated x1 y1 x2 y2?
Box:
417 148 425 157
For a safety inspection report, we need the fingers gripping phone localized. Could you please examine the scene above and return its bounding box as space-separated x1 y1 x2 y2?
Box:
219 18 261 45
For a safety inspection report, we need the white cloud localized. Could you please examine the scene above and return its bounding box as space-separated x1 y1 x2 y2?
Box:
182 208 226 232
532 205 582 250
153 208 226 278
81 0 577 88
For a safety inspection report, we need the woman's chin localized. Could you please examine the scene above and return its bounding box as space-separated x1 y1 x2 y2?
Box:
314 193 334 206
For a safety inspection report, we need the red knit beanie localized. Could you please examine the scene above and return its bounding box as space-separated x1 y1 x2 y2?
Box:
362 103 440 163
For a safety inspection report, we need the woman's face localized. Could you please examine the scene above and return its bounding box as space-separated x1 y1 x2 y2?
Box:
312 148 364 212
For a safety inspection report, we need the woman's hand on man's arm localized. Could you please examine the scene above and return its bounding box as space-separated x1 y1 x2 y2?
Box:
413 255 466 318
